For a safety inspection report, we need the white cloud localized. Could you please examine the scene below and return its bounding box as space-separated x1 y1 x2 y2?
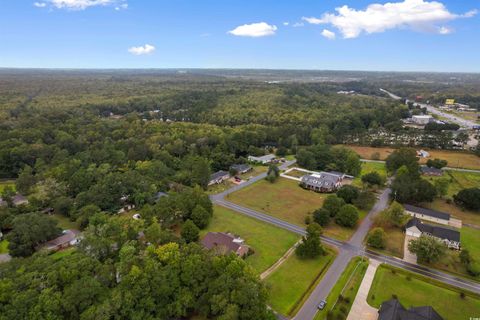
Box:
321 29 336 39
35 0 127 10
302 0 477 38
438 26 452 34
128 44 155 55
283 22 290 26
292 22 304 27
228 22 277 37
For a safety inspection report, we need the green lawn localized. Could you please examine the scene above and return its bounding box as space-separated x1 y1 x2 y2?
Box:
0 240 9 254
0 180 15 193
462 226 480 261
367 264 480 320
227 177 363 241
426 199 480 227
423 170 480 197
314 257 369 320
50 214 81 230
202 205 299 273
352 162 387 187
50 247 76 260
367 226 405 259
265 248 336 316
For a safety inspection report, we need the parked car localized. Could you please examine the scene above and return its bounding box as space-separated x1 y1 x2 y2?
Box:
317 300 327 310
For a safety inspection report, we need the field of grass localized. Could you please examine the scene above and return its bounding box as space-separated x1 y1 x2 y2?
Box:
284 169 308 178
367 226 405 259
227 177 364 241
227 177 326 227
314 257 369 320
265 248 336 316
50 247 76 260
0 180 15 193
352 162 387 187
367 264 480 320
425 199 480 226
423 170 480 197
0 240 9 254
50 214 81 230
202 205 299 273
345 145 480 170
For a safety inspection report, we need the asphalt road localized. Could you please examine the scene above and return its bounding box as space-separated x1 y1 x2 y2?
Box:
210 161 480 319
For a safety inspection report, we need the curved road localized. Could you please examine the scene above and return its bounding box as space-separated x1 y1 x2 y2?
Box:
210 162 480 319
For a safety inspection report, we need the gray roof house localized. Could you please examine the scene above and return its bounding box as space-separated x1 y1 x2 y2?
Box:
403 204 450 225
201 232 249 257
300 172 343 193
208 170 230 186
247 154 276 164
0 194 29 207
405 218 460 250
378 299 443 320
230 164 252 174
40 230 81 252
420 166 443 176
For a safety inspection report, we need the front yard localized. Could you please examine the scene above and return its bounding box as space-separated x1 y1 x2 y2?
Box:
367 226 405 259
202 205 299 273
367 264 480 320
265 247 336 316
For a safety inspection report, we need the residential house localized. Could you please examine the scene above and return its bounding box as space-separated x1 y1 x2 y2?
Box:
405 218 460 250
378 298 443 320
201 232 249 257
247 154 276 164
208 170 230 186
230 164 253 174
300 172 344 193
420 166 443 176
412 115 433 125
0 194 29 207
40 230 81 252
403 204 450 226
416 149 430 158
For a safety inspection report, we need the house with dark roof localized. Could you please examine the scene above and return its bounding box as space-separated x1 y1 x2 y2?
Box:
0 194 29 207
405 218 460 250
40 230 81 252
230 164 252 174
208 170 230 186
201 232 249 257
247 154 276 164
420 166 444 176
300 172 344 193
378 299 443 320
403 204 450 226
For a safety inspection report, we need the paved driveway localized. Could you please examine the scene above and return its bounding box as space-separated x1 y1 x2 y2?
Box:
403 235 417 264
347 260 380 320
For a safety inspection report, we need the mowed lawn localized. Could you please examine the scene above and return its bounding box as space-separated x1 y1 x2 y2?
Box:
314 257 369 320
423 170 480 197
461 226 480 262
202 205 299 273
265 248 336 316
227 177 326 227
425 199 480 227
352 162 387 187
345 145 480 170
368 264 480 320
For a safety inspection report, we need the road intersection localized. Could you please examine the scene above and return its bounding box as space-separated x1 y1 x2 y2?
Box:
210 160 480 319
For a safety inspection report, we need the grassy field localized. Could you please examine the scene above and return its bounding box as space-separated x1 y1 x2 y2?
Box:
50 247 76 260
50 214 81 230
314 257 369 320
0 180 15 193
423 170 480 197
227 177 364 241
367 226 405 259
425 199 480 226
367 264 480 320
284 169 309 178
202 205 299 273
265 248 336 316
345 145 480 170
0 240 9 254
352 162 387 187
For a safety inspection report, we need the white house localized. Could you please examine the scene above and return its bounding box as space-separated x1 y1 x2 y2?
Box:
412 115 433 125
247 154 276 164
405 218 460 250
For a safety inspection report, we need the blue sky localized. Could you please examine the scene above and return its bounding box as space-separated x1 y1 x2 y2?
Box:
0 0 479 71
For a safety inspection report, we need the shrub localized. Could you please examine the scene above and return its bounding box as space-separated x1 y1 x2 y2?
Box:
335 204 359 228
367 227 387 249
467 261 480 277
460 292 466 299
361 171 385 186
454 188 480 211
323 195 346 217
337 185 360 204
313 208 331 226
392 294 398 299
305 215 311 225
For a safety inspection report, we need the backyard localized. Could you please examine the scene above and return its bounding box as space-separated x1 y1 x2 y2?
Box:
226 177 365 240
367 264 480 320
202 205 299 273
352 162 387 187
314 257 369 320
265 248 336 316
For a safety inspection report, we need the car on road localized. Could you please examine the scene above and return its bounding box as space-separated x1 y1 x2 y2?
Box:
317 300 327 310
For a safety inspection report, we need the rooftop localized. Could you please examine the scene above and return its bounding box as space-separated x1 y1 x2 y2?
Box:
404 204 450 221
378 299 443 320
406 218 460 242
210 170 230 181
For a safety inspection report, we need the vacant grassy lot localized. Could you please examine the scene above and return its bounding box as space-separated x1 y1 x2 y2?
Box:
352 162 387 187
227 177 326 227
265 248 336 316
50 214 81 230
462 226 480 261
423 170 480 197
0 180 15 193
227 178 364 241
425 199 480 226
345 145 480 170
314 257 369 320
202 205 299 273
368 264 480 320
367 226 405 259
0 240 9 254
284 169 308 178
